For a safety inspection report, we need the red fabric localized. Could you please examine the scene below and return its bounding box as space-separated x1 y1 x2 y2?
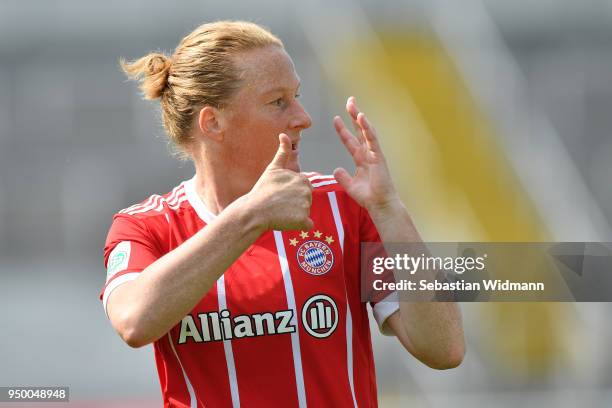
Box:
100 175 387 407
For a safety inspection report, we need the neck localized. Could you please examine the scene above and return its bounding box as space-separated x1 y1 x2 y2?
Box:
192 149 260 215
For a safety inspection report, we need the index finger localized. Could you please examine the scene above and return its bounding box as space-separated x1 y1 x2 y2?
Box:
346 96 366 144
356 112 381 153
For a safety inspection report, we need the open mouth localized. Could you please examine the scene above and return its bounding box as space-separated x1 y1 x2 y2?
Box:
292 143 297 151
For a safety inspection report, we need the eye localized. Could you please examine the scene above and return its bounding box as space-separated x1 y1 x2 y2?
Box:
271 98 284 107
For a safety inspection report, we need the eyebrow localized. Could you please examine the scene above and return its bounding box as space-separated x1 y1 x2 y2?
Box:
261 81 301 96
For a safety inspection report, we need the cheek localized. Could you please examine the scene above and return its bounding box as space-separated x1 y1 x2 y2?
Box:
246 119 283 150
224 104 287 164
230 121 279 166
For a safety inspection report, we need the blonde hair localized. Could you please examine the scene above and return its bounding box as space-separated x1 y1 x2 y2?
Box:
121 21 283 159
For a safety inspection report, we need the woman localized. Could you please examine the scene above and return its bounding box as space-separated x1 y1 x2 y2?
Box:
100 20 464 407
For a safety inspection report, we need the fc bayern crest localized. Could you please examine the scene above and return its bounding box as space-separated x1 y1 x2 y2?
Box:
297 240 334 276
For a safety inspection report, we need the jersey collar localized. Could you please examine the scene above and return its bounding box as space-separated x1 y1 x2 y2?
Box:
184 176 218 224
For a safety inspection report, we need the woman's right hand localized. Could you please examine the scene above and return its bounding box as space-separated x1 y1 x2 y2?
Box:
246 133 314 232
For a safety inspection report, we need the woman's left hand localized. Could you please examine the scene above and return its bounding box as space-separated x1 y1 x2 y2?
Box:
333 96 401 215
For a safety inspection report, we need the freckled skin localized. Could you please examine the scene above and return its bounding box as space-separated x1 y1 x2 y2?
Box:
220 45 312 180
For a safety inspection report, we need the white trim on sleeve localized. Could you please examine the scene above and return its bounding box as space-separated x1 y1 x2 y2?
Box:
372 291 400 336
102 272 140 318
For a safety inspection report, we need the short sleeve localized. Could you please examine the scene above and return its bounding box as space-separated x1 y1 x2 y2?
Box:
100 214 162 317
360 206 399 336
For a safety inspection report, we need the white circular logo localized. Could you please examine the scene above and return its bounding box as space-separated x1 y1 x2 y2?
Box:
301 294 338 338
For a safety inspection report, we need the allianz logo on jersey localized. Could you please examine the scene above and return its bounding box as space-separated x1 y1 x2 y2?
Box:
177 294 338 344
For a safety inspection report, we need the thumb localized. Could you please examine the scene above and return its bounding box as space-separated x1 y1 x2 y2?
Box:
333 167 353 189
267 133 292 170
304 217 315 231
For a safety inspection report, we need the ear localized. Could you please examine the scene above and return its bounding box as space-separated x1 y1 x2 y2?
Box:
197 106 224 142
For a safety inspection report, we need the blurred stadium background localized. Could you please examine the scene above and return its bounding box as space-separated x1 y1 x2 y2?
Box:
1 0 611 406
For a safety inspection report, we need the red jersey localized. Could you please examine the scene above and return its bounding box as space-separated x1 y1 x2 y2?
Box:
100 173 398 408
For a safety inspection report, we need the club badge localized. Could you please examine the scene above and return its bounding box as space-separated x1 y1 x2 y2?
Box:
295 239 334 276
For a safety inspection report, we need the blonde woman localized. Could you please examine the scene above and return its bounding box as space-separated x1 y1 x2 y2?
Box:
100 21 464 407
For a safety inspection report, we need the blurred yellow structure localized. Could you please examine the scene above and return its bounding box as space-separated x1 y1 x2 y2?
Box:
331 31 568 377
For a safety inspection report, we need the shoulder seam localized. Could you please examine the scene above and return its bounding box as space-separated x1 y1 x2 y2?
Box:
304 173 338 189
119 183 186 216
311 179 338 188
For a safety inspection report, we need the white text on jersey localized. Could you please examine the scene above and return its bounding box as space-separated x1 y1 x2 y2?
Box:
178 309 295 344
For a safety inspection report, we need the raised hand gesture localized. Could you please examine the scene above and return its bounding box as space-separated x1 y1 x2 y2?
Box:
333 97 400 214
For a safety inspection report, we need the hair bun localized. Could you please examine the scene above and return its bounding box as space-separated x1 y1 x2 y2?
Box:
120 52 172 100
146 54 171 77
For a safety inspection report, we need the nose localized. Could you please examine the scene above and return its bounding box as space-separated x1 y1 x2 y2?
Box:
289 101 312 131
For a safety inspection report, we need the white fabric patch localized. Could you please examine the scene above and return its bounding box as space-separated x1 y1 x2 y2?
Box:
372 292 399 336
106 241 131 282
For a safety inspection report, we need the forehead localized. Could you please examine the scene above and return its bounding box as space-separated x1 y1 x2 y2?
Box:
233 46 299 96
